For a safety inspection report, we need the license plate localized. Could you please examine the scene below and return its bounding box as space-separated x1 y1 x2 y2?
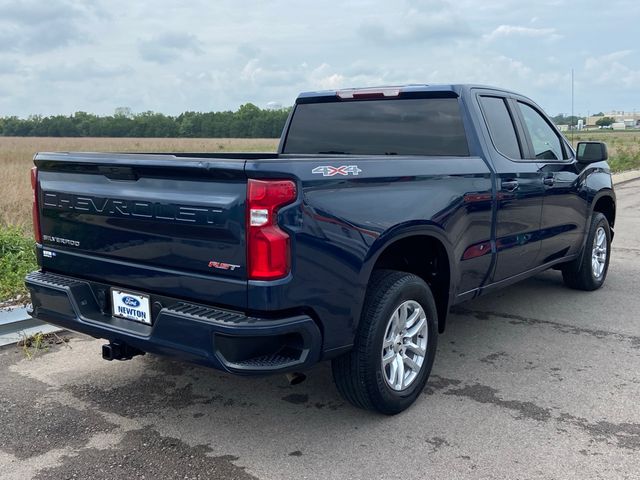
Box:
111 289 151 325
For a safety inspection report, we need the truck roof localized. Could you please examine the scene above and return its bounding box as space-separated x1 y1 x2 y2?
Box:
296 84 522 102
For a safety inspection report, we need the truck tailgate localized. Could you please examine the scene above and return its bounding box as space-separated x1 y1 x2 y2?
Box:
35 152 248 307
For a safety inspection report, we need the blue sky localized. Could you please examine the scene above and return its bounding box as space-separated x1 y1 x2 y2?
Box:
0 0 638 117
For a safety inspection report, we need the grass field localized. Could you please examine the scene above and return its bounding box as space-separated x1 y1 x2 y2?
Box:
0 226 36 303
567 130 640 172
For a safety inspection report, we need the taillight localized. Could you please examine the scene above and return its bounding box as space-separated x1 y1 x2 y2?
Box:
247 179 297 280
31 166 42 243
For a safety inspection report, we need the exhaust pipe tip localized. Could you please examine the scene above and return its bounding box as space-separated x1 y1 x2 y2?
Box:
286 372 306 386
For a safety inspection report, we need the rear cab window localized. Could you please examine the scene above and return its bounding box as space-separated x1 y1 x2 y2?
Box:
479 94 571 162
478 96 523 160
283 96 469 156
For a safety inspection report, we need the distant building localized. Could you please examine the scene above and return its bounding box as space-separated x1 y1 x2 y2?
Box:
557 124 569 132
612 122 626 130
587 111 640 128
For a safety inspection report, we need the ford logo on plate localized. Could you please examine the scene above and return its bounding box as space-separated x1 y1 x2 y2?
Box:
122 296 140 308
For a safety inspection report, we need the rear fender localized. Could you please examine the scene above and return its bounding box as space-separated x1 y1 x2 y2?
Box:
356 223 457 332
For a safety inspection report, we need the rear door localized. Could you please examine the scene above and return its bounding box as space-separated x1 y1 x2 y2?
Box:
476 94 545 282
513 101 588 262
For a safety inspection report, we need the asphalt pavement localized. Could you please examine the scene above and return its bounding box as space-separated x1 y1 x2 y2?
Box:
2 180 639 480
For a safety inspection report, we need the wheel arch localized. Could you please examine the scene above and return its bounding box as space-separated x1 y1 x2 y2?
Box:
359 224 456 334
574 189 616 266
591 190 616 231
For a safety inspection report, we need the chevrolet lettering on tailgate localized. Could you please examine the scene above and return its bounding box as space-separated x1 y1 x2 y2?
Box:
43 192 222 225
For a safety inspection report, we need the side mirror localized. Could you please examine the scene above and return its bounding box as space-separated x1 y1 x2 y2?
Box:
576 141 608 164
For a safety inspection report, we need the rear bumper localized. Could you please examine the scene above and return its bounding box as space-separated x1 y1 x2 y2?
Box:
25 271 322 374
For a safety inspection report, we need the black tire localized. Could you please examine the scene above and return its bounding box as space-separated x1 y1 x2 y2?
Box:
331 270 438 415
562 212 611 291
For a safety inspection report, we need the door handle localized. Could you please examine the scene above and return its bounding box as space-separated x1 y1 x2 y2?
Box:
543 176 555 186
501 179 519 192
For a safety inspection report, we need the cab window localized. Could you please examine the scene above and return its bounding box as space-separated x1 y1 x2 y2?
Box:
518 102 567 160
479 96 522 159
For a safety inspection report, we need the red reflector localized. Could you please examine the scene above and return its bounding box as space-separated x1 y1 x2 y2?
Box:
352 92 386 99
461 241 491 260
247 179 297 280
31 166 42 244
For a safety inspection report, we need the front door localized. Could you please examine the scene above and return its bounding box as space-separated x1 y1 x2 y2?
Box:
514 101 588 262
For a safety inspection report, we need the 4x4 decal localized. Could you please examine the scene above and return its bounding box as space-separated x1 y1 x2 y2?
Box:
312 165 362 177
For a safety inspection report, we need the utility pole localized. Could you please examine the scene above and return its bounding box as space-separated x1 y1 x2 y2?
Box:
571 68 575 144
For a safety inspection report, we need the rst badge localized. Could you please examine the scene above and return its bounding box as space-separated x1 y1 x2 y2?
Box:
312 165 362 177
208 260 241 271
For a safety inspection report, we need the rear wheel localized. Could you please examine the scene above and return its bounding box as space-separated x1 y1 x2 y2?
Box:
332 270 438 415
562 212 611 291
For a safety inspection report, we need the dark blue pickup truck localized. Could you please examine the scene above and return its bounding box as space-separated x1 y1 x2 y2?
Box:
26 84 615 414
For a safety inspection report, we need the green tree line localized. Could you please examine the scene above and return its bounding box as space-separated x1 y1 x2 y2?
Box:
550 114 586 126
0 104 291 138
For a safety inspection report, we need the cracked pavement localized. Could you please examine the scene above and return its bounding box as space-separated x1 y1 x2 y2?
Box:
1 179 640 479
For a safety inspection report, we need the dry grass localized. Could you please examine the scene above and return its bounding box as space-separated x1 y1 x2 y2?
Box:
0 137 278 230
567 130 640 172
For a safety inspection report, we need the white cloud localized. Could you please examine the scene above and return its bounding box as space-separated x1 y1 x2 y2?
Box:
358 0 474 45
585 50 632 68
314 73 345 90
38 60 133 82
0 0 100 53
484 25 561 42
138 32 204 64
308 64 345 90
585 50 640 88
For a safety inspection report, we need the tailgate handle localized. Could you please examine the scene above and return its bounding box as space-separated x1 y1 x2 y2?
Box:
98 166 139 181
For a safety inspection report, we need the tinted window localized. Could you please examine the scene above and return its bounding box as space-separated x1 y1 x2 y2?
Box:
518 102 565 160
283 98 469 156
479 96 522 159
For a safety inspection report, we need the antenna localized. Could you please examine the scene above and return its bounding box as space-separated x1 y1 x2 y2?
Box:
571 68 575 144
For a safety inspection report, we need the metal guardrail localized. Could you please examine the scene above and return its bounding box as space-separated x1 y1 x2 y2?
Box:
0 306 61 346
